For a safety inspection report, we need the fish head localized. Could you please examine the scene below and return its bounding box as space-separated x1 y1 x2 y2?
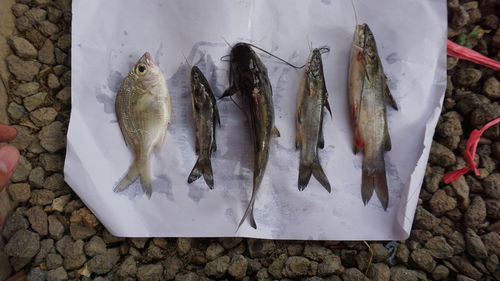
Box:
307 47 328 78
131 52 163 85
231 43 258 70
190 65 209 99
360 24 379 65
190 65 204 86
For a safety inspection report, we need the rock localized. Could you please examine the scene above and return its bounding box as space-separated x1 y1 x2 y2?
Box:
44 173 65 190
342 268 369 281
483 173 500 199
6 55 41 81
256 268 270 281
46 267 67 281
431 265 449 280
2 212 29 243
456 274 475 281
27 267 47 281
304 243 332 261
485 199 500 220
47 215 64 240
464 196 486 229
485 254 498 273
29 167 45 188
247 239 275 258
9 36 38 59
451 6 470 27
410 249 435 273
176 238 191 256
55 48 67 65
482 232 500 256
465 228 488 259
424 236 454 259
454 68 482 86
25 8 47 23
38 121 66 153
318 254 342 276
137 264 164 281
56 87 70 103
367 263 390 281
219 237 242 249
206 242 225 260
450 256 483 280
8 183 31 202
429 141 456 167
46 253 63 270
371 243 389 262
471 104 500 131
47 73 60 89
429 190 457 215
7 102 27 120
15 16 33 32
389 266 419 281
51 195 71 212
37 20 59 36
26 206 48 236
12 4 29 16
437 111 462 137
396 244 409 264
228 255 248 279
56 34 71 50
5 229 40 258
61 240 87 270
146 243 164 260
47 6 63 23
87 254 115 274
287 244 304 255
268 254 287 278
355 251 371 272
40 154 64 172
15 82 40 98
163 256 182 280
282 256 313 278
29 189 54 205
24 92 47 111
451 176 470 209
175 272 198 281
424 166 444 193
247 258 262 274
483 77 500 99
30 107 57 127
413 206 440 230
204 255 230 278
191 255 207 266
38 39 55 65
69 222 96 240
25 29 45 49
118 256 137 277
84 236 107 257
12 155 31 182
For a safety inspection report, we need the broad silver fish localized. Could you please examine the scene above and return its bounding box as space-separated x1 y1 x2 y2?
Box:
188 66 220 189
222 43 279 229
114 52 171 197
296 47 332 192
348 24 398 209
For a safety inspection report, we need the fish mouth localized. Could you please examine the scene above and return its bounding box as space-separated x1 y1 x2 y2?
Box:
142 52 154 66
354 24 367 49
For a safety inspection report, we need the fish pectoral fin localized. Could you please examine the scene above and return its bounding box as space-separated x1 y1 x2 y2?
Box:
318 124 325 149
212 137 217 152
220 86 239 99
272 126 281 138
384 133 392 151
384 81 399 110
214 103 221 126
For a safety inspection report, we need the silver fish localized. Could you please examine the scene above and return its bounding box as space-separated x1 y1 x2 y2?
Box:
114 52 172 197
296 47 332 192
188 66 220 189
222 43 279 229
348 24 398 209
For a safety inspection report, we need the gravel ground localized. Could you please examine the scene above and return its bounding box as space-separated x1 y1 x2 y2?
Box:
0 0 499 280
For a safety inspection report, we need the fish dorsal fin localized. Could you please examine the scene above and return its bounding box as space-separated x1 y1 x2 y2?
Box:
324 96 332 118
272 126 281 138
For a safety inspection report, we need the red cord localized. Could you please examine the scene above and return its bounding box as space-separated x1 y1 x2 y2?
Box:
447 40 500 71
443 117 500 184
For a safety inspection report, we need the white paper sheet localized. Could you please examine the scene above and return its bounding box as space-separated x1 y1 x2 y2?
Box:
65 0 447 239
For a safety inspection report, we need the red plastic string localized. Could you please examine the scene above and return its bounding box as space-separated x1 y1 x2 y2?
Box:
447 40 500 71
443 117 500 184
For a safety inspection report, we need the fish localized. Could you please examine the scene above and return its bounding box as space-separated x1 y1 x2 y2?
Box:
221 42 279 229
296 47 332 192
348 24 398 210
188 66 220 189
114 52 171 197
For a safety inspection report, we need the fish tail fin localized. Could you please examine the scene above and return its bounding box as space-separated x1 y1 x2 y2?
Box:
298 162 313 191
114 159 141 194
361 152 388 210
298 157 331 193
188 156 214 189
237 184 258 230
138 158 152 198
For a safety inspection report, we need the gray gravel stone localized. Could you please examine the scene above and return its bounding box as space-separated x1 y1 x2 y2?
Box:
454 68 482 86
29 189 54 205
429 190 457 215
206 242 224 260
29 167 45 188
450 256 483 280
15 16 33 32
7 102 27 120
56 87 70 103
163 256 182 280
431 265 449 280
483 173 500 199
62 239 87 270
26 206 48 235
24 92 47 112
177 237 191 256
483 77 500 99
318 254 342 276
247 239 275 258
30 107 57 127
47 215 64 240
304 243 332 261
137 264 163 281
15 82 40 97
69 222 96 240
437 111 462 137
118 256 137 277
410 249 435 273
227 254 248 279
46 267 67 281
27 267 47 281
287 243 304 255
47 73 60 89
342 267 369 281
44 173 65 191
47 6 62 23
451 176 470 209
37 20 59 36
25 8 47 23
6 55 41 81
256 268 270 281
84 236 106 257
429 141 456 167
282 256 313 278
465 228 488 259
38 121 66 153
204 255 230 278
389 266 419 281
219 237 242 249
39 153 64 172
464 196 486 229
46 253 63 270
414 206 440 230
367 263 390 281
371 243 389 262
425 236 454 259
56 34 71 50
482 232 500 256
12 4 29 17
9 36 38 59
8 183 31 202
175 273 198 281
268 253 287 278
5 229 40 258
2 211 29 240
12 155 31 182
87 253 115 274
470 103 500 129
424 166 444 193
38 39 55 65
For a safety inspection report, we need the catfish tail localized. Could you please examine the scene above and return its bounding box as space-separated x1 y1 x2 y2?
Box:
237 183 259 230
114 156 152 198
188 156 214 189
361 151 388 210
298 157 331 192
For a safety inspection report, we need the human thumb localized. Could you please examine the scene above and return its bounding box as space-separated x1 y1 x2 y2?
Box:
0 145 20 191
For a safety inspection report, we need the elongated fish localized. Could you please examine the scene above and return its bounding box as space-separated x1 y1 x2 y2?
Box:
222 43 279 229
348 24 398 209
188 66 220 189
296 48 332 192
114 52 171 197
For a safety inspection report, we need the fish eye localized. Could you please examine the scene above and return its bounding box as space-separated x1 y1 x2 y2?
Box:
135 64 147 75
